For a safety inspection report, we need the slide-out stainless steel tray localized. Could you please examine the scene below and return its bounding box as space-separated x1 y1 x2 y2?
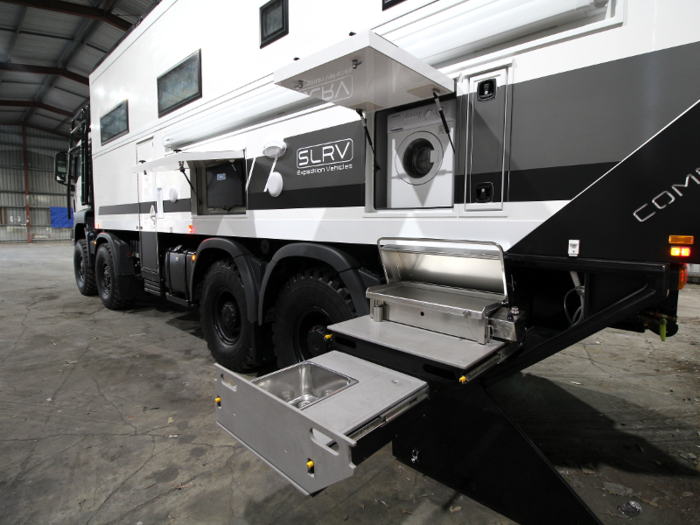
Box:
215 352 427 495
330 316 507 371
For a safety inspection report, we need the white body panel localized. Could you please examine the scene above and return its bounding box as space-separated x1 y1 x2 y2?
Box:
88 0 700 251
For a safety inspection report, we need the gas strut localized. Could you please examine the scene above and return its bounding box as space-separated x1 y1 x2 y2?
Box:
178 161 202 205
356 108 381 173
432 90 456 154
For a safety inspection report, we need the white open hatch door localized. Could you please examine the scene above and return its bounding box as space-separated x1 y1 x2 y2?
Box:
131 150 245 173
274 31 454 112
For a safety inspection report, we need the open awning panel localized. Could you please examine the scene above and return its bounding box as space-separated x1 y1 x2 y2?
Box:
131 150 245 173
274 31 454 112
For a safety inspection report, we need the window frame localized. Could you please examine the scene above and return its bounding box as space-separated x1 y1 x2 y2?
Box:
382 0 406 10
157 49 203 118
99 100 129 146
260 0 289 49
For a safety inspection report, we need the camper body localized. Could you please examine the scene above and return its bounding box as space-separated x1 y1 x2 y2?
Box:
57 1 699 523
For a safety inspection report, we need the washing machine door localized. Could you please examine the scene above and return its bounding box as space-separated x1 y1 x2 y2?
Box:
396 131 444 186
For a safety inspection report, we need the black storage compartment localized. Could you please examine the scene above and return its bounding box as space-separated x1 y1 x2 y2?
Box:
166 247 195 297
206 161 244 209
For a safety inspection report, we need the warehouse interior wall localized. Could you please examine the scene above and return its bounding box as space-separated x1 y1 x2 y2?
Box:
0 124 70 242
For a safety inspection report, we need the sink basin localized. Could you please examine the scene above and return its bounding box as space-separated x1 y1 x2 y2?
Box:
253 362 357 410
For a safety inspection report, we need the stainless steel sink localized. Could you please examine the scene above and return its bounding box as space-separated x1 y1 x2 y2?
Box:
253 362 357 410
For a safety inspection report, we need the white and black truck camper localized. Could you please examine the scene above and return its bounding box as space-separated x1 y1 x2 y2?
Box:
55 0 700 522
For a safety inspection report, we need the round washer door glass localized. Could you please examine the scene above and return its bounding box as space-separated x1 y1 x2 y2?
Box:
396 131 444 186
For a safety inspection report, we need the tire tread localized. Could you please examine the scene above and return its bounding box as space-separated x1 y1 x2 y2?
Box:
201 260 256 372
96 243 136 310
271 267 356 368
75 239 97 296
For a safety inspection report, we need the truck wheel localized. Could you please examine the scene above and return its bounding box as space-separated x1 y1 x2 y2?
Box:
200 261 253 370
272 268 356 368
74 239 97 296
95 244 136 310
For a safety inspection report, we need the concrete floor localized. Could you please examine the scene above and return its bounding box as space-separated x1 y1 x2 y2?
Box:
0 241 698 525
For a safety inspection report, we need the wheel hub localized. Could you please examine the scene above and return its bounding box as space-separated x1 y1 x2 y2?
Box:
306 325 332 357
102 264 111 289
214 290 242 345
221 301 239 331
78 257 85 282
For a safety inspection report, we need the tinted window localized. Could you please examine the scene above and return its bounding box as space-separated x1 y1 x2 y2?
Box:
100 100 128 145
383 0 406 10
157 50 202 117
260 0 288 48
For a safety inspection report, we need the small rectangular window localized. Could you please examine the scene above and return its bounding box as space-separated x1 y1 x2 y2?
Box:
157 50 202 118
382 0 406 10
100 100 129 145
260 0 288 48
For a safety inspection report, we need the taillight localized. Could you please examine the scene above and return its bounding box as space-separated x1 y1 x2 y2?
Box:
670 246 691 257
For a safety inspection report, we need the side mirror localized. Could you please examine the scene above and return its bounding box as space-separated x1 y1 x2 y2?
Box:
54 152 68 184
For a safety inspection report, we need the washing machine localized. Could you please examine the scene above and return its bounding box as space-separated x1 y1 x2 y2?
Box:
386 99 456 209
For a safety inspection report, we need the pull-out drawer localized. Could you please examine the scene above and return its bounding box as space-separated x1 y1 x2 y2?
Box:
215 351 428 495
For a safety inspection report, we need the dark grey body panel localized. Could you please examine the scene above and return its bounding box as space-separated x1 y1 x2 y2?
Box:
99 199 192 215
140 231 159 275
499 39 700 203
468 81 511 206
510 40 700 172
247 121 365 210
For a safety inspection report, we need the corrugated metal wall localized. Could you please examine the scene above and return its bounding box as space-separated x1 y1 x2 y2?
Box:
0 125 71 242
689 264 700 284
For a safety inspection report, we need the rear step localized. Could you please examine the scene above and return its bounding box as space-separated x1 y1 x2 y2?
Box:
143 278 164 297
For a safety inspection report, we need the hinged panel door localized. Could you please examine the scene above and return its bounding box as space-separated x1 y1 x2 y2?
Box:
464 67 511 212
135 138 159 276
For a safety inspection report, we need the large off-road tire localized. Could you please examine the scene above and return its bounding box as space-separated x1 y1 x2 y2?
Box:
272 268 356 368
95 244 136 310
74 239 97 296
200 260 254 371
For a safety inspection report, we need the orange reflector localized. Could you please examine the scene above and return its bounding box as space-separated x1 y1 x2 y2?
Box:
679 264 688 290
669 235 694 244
188 225 193 233
671 246 691 257
191 254 196 261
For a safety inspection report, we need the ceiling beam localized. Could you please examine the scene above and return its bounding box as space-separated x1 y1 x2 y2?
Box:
2 0 132 31
0 6 28 88
21 11 99 124
0 61 89 85
0 99 74 117
0 124 70 138
0 140 67 151
26 125 70 138
31 0 118 128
